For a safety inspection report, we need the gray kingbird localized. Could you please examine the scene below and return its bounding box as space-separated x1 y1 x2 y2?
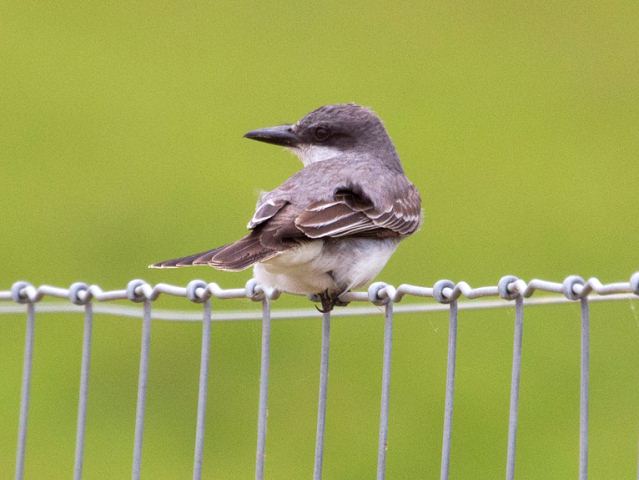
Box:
151 104 422 311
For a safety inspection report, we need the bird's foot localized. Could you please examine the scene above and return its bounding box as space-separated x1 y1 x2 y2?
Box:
332 296 350 307
314 290 350 313
333 287 351 307
315 291 334 313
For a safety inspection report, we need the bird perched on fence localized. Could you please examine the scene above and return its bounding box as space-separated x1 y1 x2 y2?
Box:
151 104 422 311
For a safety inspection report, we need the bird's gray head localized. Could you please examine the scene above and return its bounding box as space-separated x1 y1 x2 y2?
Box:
244 103 400 167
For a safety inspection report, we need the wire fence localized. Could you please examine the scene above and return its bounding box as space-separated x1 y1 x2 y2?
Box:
2 273 639 480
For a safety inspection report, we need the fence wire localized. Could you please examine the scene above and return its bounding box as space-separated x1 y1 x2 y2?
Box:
2 273 639 480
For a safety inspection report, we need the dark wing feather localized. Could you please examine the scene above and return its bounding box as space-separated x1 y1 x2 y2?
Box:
248 197 288 229
150 247 225 268
203 204 305 270
295 184 421 239
151 178 421 271
202 232 280 271
151 233 280 272
150 204 303 271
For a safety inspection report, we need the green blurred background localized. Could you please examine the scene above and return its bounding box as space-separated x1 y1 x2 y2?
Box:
2 1 639 478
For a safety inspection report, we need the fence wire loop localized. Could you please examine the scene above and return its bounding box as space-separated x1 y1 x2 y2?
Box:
245 279 281 302
433 280 456 303
245 279 264 301
68 282 90 305
11 282 32 304
187 280 209 303
563 275 586 300
127 279 148 303
498 275 520 300
368 282 393 305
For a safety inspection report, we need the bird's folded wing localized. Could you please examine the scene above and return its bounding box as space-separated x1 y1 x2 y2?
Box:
247 197 288 229
152 184 421 271
294 185 421 238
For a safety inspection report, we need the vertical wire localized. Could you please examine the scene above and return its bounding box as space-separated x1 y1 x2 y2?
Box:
132 300 152 480
505 297 524 480
313 310 331 480
376 301 394 480
255 298 271 480
15 303 35 480
73 302 94 480
579 297 590 480
440 301 458 480
193 299 212 480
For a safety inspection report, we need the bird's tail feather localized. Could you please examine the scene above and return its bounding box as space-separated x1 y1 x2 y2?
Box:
149 247 223 268
150 233 278 271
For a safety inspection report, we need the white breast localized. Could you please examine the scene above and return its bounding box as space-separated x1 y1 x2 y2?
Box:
253 238 399 296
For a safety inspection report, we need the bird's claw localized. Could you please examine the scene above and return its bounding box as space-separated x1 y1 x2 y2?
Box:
314 289 351 313
315 304 332 314
317 291 334 313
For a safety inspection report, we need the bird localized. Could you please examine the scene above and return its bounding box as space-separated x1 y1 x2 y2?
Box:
150 103 422 312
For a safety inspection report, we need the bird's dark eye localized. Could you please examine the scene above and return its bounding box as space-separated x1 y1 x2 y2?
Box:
314 126 331 141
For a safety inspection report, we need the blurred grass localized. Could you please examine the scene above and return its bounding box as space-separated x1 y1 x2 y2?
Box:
1 1 639 478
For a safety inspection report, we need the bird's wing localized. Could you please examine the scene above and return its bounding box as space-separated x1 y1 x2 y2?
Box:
295 183 421 239
150 239 276 271
152 165 421 271
151 203 304 271
247 196 288 229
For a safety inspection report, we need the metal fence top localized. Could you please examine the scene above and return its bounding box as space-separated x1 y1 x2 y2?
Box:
3 272 639 480
1 273 638 320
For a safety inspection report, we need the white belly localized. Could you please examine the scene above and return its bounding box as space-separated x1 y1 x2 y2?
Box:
253 238 400 295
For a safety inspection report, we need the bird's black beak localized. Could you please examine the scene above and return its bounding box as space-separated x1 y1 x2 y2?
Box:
244 124 300 147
